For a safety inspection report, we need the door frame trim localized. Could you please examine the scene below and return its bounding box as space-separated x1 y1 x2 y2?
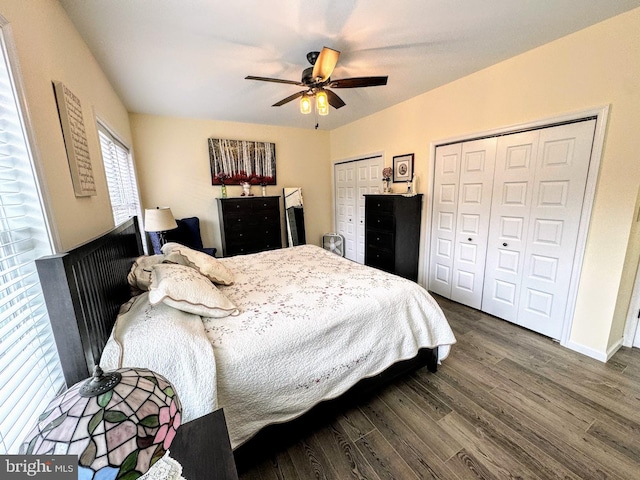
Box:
424 105 609 351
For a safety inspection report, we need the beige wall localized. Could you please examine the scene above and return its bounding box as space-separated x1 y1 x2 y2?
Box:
330 8 640 358
0 0 132 250
129 114 332 252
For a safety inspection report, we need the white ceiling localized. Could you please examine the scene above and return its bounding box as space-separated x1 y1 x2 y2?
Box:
60 0 640 131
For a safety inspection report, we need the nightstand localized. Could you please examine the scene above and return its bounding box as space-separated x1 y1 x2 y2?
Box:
170 409 238 480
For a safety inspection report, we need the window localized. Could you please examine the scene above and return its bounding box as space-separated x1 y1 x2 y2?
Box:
97 124 141 226
0 19 64 454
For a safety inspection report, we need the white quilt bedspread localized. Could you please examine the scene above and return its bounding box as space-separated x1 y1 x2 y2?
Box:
210 245 456 448
100 293 219 420
101 245 456 449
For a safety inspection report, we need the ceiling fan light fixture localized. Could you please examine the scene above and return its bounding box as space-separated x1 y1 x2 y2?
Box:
316 90 329 116
300 94 312 114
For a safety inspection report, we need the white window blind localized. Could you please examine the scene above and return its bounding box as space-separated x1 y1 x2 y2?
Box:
98 125 141 226
0 23 64 454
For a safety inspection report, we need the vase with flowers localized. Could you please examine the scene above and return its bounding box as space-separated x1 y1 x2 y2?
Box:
382 167 393 193
215 172 229 198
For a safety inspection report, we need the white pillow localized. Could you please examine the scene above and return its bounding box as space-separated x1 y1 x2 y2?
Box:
127 254 165 292
148 263 239 318
161 242 234 285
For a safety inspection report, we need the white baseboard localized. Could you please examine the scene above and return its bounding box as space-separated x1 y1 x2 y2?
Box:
564 337 623 363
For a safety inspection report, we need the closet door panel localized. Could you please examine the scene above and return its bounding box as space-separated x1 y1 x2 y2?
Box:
482 130 540 321
356 157 383 264
335 163 357 261
517 120 596 338
450 138 497 308
429 144 461 297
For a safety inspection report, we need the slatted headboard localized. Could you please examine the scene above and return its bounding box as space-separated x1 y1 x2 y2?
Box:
36 217 143 387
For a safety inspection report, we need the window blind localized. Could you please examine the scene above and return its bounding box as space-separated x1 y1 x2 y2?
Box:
97 125 141 226
0 25 64 454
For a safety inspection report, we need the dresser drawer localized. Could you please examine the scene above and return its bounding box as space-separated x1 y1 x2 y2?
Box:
366 230 394 250
252 197 279 211
366 246 395 272
225 209 279 230
367 197 394 213
221 199 253 214
366 212 394 231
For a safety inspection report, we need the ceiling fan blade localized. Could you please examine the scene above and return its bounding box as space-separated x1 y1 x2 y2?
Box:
245 75 303 86
311 47 340 82
272 90 306 107
330 76 388 88
326 89 346 109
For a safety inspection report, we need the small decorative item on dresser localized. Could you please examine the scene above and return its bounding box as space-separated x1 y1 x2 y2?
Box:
215 172 229 198
382 167 393 193
20 366 181 480
241 181 253 196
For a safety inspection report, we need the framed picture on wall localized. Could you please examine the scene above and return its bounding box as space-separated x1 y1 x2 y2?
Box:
393 154 414 182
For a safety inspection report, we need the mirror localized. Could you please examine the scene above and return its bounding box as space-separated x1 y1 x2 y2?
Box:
283 187 306 246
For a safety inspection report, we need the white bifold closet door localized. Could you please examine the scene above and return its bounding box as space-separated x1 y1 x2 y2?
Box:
429 119 596 339
483 120 596 338
335 162 357 261
428 138 497 308
335 156 382 263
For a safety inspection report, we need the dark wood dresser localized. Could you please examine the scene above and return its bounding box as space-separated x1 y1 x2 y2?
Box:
365 194 423 281
217 196 282 257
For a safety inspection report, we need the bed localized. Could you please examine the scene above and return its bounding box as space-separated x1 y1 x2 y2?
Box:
36 217 456 454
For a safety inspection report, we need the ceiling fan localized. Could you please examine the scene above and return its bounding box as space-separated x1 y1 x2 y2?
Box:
245 47 388 115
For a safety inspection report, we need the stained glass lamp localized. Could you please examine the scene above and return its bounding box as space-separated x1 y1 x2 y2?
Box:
20 366 181 480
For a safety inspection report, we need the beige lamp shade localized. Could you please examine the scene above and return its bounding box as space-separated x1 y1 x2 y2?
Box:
144 207 177 232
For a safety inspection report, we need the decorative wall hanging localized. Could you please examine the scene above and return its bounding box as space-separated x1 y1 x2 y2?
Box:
53 81 96 197
393 153 414 183
209 138 276 185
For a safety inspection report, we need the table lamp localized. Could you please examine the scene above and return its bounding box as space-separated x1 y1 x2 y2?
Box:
20 366 181 480
144 207 178 247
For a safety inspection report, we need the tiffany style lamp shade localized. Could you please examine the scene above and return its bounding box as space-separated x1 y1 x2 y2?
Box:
20 367 181 480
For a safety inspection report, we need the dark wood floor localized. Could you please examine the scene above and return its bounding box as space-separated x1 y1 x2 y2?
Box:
237 295 640 479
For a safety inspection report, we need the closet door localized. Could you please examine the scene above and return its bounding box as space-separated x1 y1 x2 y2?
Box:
335 162 357 261
450 138 497 308
429 144 461 297
355 157 383 264
482 130 540 321
335 157 383 264
516 120 596 339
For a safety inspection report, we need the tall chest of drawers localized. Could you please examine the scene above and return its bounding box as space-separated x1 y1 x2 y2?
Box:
216 196 282 257
365 194 423 281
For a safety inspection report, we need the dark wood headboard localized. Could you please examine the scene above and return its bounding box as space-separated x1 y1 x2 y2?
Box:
36 217 143 387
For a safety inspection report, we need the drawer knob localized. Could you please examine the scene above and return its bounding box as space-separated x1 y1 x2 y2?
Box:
376 237 380 241
236 205 240 208
239 233 243 237
468 237 472 242
503 242 508 247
